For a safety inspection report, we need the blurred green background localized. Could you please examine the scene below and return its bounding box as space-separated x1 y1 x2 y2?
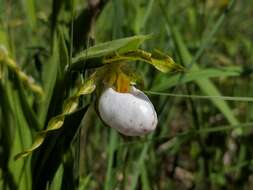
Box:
1 0 253 189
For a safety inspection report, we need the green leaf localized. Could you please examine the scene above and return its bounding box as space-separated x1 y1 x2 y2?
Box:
145 91 253 103
105 130 118 190
31 105 90 190
21 0 37 29
7 83 32 189
38 35 60 125
50 164 64 190
141 163 151 190
103 49 184 73
151 67 241 91
78 175 92 190
71 35 183 73
51 0 65 36
129 140 150 190
72 35 151 64
170 26 239 126
15 77 41 131
0 29 9 51
58 26 69 79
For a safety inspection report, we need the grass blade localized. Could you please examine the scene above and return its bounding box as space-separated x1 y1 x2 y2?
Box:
151 67 241 91
169 26 239 125
145 91 253 102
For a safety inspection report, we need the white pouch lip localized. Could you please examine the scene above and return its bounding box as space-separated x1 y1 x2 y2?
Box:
98 86 158 136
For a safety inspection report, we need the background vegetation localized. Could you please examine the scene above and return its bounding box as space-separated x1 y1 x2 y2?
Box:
1 0 253 189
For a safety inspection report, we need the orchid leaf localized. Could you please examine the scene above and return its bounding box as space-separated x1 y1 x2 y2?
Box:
104 49 184 73
72 35 151 64
71 35 183 73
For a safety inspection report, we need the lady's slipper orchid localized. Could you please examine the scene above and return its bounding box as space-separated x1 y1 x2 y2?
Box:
98 86 157 136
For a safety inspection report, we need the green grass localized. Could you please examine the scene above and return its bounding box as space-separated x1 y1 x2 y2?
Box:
1 0 253 189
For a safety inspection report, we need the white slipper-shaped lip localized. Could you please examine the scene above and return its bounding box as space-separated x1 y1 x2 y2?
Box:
98 86 158 136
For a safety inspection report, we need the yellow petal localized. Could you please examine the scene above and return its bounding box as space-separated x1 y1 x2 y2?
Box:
116 72 130 93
